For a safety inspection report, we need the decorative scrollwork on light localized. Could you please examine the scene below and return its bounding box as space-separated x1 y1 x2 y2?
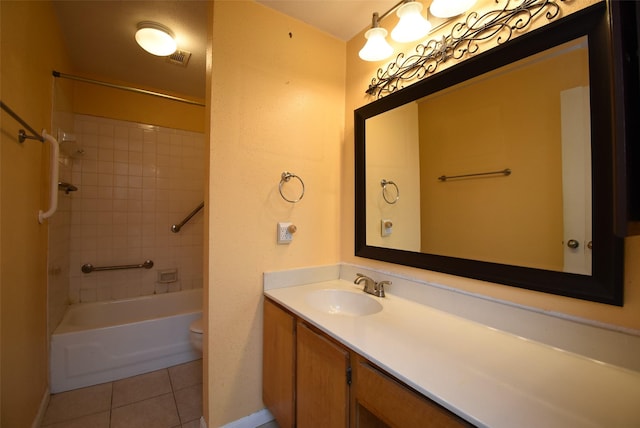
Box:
366 0 566 98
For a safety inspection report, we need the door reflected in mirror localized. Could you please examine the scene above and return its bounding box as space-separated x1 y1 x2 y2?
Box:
365 37 592 275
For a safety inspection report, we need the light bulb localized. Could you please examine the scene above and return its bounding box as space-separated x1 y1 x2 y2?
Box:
391 1 432 43
135 22 177 56
430 0 477 18
359 27 394 62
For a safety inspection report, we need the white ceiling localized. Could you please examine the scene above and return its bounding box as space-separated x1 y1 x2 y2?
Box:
52 0 397 101
256 0 399 41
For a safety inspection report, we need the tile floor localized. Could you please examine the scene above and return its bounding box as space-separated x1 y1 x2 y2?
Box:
41 360 203 428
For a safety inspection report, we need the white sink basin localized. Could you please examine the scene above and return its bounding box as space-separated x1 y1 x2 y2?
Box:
306 289 383 316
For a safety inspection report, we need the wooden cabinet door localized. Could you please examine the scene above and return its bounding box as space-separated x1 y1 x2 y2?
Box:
296 321 350 428
263 299 296 428
354 359 472 428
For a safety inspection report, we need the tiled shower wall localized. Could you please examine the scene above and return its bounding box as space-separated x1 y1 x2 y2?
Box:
68 114 205 303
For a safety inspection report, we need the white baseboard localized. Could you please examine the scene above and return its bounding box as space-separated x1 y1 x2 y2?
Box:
32 387 50 428
219 408 274 428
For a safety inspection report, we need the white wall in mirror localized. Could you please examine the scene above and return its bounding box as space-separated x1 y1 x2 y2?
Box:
366 102 422 251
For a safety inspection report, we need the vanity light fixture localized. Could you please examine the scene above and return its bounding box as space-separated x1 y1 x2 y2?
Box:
359 13 394 62
359 0 431 61
359 0 476 62
135 21 177 56
391 1 432 43
429 0 477 18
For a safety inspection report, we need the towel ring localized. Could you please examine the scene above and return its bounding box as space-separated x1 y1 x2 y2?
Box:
279 171 305 203
381 179 399 204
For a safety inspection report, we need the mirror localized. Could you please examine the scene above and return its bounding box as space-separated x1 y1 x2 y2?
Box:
366 37 592 274
355 3 624 305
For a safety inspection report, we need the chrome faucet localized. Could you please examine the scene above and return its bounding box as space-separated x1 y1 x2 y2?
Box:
355 273 376 295
354 273 390 298
376 280 391 298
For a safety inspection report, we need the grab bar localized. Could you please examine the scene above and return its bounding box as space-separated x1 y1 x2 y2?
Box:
171 201 204 233
81 259 154 274
39 131 60 223
438 168 512 182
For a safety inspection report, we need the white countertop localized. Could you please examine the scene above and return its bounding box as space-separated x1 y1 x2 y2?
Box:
265 279 640 428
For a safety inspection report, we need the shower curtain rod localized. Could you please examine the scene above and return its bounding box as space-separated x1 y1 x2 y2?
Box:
52 71 205 107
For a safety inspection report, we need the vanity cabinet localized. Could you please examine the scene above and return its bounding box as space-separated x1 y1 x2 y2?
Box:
353 357 471 427
263 297 471 427
297 321 350 427
263 297 295 428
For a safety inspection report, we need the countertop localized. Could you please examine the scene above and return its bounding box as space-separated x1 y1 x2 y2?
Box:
265 279 640 428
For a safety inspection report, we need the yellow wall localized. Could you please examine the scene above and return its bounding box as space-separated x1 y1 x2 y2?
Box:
0 1 71 426
2 2 638 428
207 1 344 425
343 0 640 332
418 42 588 270
71 79 205 132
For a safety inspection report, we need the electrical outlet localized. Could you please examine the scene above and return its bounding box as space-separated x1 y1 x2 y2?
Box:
277 222 294 244
381 219 393 237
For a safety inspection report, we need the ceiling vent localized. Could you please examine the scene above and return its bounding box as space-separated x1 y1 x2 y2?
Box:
167 49 191 67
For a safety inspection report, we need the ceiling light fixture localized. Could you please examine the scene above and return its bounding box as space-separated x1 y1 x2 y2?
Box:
135 21 177 56
359 0 475 62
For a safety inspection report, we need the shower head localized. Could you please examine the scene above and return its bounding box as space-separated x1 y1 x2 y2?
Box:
57 129 76 143
56 129 84 156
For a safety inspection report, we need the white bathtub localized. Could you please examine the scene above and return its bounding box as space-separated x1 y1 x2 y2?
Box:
50 289 202 393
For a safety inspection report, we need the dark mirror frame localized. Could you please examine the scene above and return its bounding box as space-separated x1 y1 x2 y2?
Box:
355 2 625 305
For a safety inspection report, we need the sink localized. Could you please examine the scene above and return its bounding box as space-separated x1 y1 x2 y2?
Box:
306 289 383 316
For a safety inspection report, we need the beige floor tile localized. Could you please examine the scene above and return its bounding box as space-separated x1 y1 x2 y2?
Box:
111 392 180 428
180 419 201 428
168 359 202 391
41 411 110 428
42 383 112 425
174 383 202 424
112 368 172 407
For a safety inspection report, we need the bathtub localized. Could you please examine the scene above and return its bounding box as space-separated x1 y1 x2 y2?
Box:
50 289 202 393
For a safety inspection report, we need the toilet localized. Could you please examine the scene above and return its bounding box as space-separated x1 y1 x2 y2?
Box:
189 317 203 353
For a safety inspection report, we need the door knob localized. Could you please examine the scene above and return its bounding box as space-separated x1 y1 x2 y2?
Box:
567 239 580 249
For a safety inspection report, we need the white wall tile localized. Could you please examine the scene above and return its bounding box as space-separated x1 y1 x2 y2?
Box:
68 114 205 302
